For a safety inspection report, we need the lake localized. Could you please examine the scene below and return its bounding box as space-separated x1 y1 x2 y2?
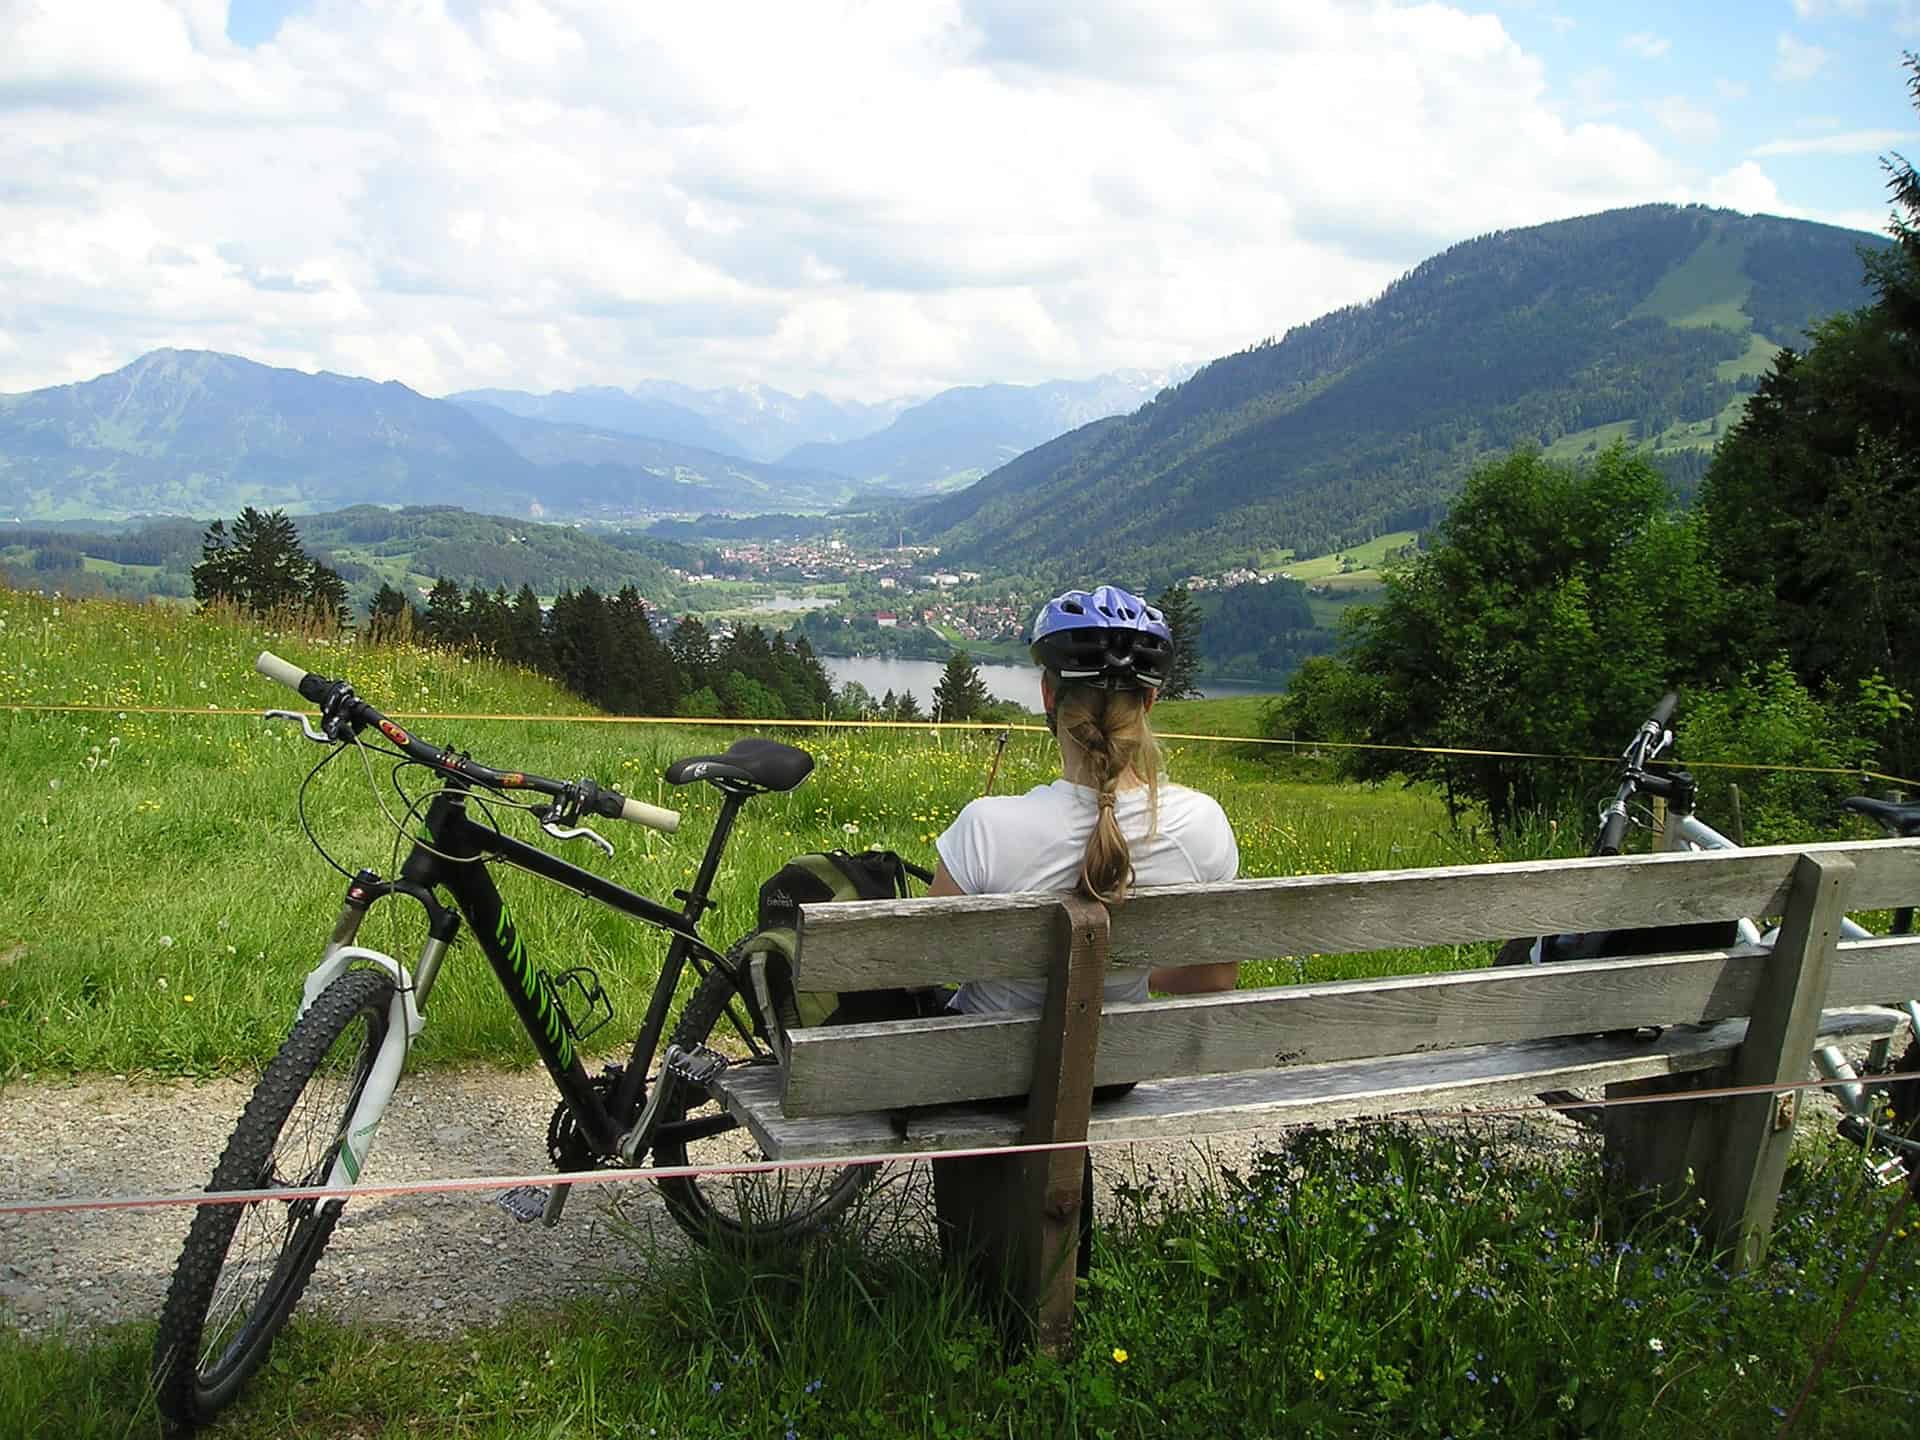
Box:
820 655 1277 711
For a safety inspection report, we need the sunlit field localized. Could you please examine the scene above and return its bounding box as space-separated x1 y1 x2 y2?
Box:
1 590 1505 1077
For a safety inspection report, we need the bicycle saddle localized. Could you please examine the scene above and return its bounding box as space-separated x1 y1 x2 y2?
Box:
1843 795 1920 838
664 738 814 793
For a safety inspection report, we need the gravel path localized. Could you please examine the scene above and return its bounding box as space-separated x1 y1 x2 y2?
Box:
0 1067 1589 1342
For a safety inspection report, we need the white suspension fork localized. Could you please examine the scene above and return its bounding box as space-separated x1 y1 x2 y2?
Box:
297 941 440 1189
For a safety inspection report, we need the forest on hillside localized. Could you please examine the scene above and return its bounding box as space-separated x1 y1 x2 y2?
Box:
1269 69 1920 833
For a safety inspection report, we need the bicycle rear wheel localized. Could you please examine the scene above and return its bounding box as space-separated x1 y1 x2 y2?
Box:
651 945 875 1251
152 967 395 1429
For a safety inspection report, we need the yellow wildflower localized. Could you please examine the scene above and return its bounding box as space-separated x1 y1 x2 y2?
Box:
1111 1348 1128 1364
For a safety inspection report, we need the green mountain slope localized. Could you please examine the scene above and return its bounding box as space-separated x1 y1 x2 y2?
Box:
915 205 1886 582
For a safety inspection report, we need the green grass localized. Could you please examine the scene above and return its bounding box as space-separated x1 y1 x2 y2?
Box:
79 557 163 578
1542 420 1640 461
1717 332 1781 382
1630 229 1752 332
4 1126 1913 1438
0 590 1489 1078
1264 532 1417 584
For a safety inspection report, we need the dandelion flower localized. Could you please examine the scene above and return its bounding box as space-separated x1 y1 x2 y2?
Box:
183 994 195 1003
159 935 175 949
1314 1367 1326 1382
1112 1348 1128 1364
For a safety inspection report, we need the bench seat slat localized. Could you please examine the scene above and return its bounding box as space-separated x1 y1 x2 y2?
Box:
782 936 1920 1116
794 839 1920 991
713 1006 1909 1161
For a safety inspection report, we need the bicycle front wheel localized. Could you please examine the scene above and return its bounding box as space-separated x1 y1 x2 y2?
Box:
651 947 875 1251
152 967 395 1429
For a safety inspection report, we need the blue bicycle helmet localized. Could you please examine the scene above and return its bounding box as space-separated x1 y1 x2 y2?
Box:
1029 585 1174 690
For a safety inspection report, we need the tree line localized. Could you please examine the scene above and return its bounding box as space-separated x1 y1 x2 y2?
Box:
189 506 1030 723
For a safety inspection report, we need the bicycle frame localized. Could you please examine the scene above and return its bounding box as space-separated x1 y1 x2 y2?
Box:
1657 799 1920 1121
308 778 753 1190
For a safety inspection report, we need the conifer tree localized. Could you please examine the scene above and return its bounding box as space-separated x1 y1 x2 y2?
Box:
1153 583 1206 700
933 651 990 722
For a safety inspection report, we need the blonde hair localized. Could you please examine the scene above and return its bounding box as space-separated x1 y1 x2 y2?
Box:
1053 681 1162 905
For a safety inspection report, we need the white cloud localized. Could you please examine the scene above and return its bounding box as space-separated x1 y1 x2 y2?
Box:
1693 160 1889 233
1751 127 1913 156
1775 33 1831 83
1548 13 1575 32
1715 77 1749 101
1648 96 1720 144
1622 31 1670 59
1790 0 1872 16
0 1 1811 400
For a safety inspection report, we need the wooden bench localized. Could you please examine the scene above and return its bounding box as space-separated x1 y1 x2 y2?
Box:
718 838 1920 1349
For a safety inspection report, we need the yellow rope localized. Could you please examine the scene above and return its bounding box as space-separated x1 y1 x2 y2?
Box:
4 702 1916 788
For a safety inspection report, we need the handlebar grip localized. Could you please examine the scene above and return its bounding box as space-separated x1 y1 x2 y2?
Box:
1597 809 1631 856
617 796 681 834
1649 691 1678 729
256 651 325 702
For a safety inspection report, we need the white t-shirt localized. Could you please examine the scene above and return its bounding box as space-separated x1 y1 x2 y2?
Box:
935 778 1239 1013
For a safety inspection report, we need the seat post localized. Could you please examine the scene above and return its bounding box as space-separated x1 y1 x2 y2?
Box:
682 787 750 920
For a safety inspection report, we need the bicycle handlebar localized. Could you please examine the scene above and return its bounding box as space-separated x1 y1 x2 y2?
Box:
254 651 681 835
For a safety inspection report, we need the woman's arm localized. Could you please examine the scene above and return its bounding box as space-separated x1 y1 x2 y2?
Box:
927 861 965 897
1149 961 1239 994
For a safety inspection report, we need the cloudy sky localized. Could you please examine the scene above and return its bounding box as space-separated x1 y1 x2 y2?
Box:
3 0 1916 402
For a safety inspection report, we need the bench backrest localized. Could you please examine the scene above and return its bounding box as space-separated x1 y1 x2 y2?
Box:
783 838 1920 1116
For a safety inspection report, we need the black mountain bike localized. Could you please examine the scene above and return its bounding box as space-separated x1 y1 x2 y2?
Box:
152 653 877 1429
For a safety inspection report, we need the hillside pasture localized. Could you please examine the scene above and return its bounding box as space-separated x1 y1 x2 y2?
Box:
0 590 1493 1079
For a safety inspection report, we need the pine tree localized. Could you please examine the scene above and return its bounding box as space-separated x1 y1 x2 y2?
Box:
1153 583 1206 700
423 577 467 646
508 584 550 673
932 651 990 722
366 583 416 643
668 615 715 692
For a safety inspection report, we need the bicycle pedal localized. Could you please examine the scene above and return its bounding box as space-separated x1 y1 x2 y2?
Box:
1866 1153 1909 1188
494 1185 550 1224
665 1042 731 1087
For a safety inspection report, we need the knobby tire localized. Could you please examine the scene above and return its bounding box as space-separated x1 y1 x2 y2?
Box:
151 967 395 1431
651 942 874 1250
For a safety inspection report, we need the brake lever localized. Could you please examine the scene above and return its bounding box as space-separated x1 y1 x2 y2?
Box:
540 819 616 859
265 709 332 744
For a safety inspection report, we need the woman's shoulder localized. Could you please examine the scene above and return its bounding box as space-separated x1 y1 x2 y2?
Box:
1157 780 1231 825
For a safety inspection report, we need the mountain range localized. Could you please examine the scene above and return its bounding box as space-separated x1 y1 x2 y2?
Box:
0 204 1888 569
451 368 1191 493
912 204 1886 582
0 352 1179 522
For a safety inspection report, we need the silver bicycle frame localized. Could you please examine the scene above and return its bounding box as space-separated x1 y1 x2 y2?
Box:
1661 809 1915 1120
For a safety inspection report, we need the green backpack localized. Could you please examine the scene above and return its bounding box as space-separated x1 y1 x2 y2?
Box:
744 848 945 1063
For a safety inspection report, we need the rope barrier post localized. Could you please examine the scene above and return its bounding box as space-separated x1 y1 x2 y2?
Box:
932 892 1109 1354
1708 851 1853 1270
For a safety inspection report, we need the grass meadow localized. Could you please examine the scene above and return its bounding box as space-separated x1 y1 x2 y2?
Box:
2 589 1915 1437
0 588 1509 1079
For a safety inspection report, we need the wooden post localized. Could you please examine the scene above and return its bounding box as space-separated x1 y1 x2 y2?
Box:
1727 784 1745 847
1017 894 1110 1350
1706 851 1852 1268
932 893 1109 1353
1603 1069 1722 1204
